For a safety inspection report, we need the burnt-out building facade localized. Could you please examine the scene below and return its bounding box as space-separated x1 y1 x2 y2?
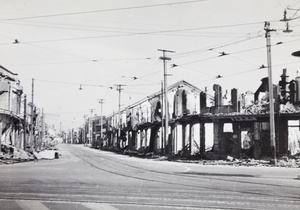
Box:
0 65 24 150
101 72 300 160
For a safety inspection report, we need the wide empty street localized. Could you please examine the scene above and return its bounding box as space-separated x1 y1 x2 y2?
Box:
0 144 299 210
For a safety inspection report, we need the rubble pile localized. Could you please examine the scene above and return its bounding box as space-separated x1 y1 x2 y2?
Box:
0 144 34 164
173 155 300 168
107 146 300 168
0 143 60 165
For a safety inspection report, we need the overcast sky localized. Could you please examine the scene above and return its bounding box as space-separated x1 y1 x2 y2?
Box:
1 0 300 131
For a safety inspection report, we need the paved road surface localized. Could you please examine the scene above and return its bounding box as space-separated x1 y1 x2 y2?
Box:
0 144 299 209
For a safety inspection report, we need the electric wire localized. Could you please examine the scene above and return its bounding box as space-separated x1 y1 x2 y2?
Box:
0 21 267 44
2 19 253 38
175 40 289 67
173 36 261 59
3 2 299 124
0 1 206 21
192 59 300 88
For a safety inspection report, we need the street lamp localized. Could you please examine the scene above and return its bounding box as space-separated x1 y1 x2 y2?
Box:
292 50 300 57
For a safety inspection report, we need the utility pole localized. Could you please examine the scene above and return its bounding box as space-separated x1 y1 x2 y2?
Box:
83 114 88 145
0 123 2 154
158 49 175 155
161 81 164 154
112 110 115 147
37 109 41 150
115 84 125 149
23 94 27 150
264 21 276 163
41 108 45 144
31 78 34 148
99 99 105 148
82 126 85 145
89 109 94 145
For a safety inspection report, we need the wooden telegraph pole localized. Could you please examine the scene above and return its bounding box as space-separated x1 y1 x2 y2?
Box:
158 49 175 155
264 22 276 162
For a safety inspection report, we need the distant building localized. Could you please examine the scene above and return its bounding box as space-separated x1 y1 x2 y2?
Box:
0 65 23 149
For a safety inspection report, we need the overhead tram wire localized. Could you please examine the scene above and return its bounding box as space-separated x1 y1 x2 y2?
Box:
192 58 300 87
2 34 145 78
0 21 268 45
2 27 267 69
286 6 300 19
172 35 262 59
88 61 160 89
0 20 153 38
2 18 246 37
33 60 300 97
172 26 265 57
2 18 208 39
171 65 216 77
7 60 92 67
227 54 259 67
0 18 269 43
4 33 272 70
32 70 162 94
0 34 100 65
0 0 206 21
5 56 156 67
192 66 264 87
0 33 159 64
175 40 288 67
166 29 264 61
170 34 263 69
32 60 160 95
34 78 104 88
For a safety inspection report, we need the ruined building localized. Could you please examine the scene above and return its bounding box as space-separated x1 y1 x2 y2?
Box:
86 69 300 160
0 65 24 150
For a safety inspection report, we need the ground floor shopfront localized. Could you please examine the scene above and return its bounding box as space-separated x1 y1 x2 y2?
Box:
104 113 299 160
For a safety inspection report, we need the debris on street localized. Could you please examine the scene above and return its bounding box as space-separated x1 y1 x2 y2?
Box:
101 145 300 168
0 143 34 164
171 154 300 168
0 143 60 165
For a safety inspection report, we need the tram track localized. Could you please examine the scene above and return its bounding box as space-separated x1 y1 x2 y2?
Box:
68 145 299 189
1 144 299 209
65 145 300 202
